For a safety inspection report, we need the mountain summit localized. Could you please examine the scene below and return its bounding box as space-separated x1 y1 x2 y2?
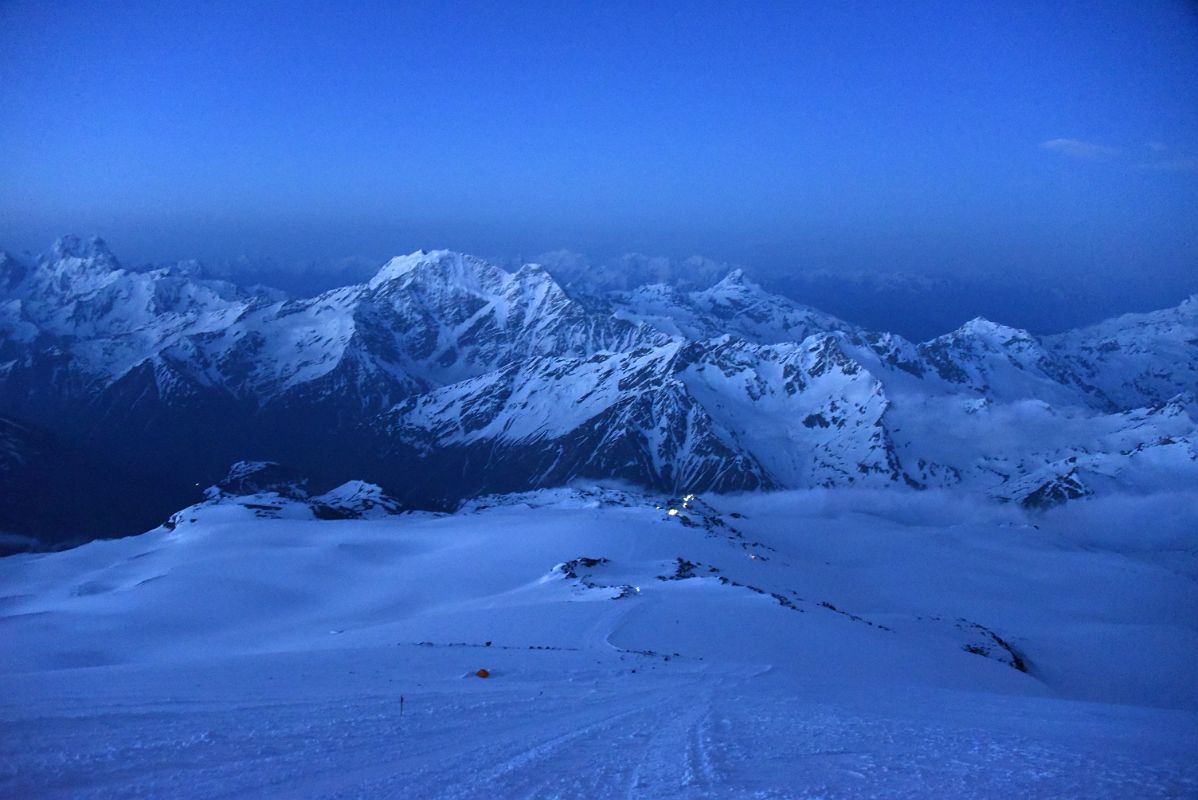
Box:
1 238 1195 542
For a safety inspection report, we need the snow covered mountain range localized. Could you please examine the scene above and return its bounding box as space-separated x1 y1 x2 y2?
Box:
2 236 1195 543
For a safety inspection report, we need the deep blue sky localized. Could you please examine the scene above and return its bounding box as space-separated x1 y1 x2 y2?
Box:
2 1 1196 305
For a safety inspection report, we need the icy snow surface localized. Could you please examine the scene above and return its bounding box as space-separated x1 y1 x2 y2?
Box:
1 487 1195 798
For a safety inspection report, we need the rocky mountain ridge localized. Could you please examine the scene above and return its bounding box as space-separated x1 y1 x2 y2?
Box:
1 237 1195 543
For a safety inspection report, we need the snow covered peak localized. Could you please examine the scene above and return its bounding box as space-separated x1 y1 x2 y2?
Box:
367 249 505 291
695 270 781 310
514 261 549 278
205 460 311 500
0 238 257 356
711 268 751 290
10 234 131 303
185 466 404 523
50 234 119 266
694 268 767 304
310 480 404 519
612 269 855 345
162 258 210 280
537 251 732 296
224 459 282 481
368 249 438 288
1045 293 1198 409
952 317 1032 344
370 250 565 298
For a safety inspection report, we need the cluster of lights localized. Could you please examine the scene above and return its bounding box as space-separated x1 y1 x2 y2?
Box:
662 494 698 517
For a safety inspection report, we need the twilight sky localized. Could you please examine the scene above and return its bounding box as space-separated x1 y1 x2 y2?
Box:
2 1 1196 310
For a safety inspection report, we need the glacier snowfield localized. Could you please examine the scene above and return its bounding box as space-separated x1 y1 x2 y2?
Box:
2 488 1195 798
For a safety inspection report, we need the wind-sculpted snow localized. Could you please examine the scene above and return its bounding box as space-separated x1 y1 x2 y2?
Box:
0 237 1196 540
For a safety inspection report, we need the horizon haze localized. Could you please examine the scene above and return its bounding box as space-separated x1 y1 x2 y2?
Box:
3 0 1197 326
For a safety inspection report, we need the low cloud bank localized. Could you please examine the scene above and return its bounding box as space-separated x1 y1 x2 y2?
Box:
733 487 1198 556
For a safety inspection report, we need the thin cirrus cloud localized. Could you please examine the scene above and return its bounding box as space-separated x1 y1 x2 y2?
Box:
1041 138 1197 173
1040 138 1120 159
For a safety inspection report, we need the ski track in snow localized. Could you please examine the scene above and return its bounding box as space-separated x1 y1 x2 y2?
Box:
2 491 1197 798
3 654 1195 800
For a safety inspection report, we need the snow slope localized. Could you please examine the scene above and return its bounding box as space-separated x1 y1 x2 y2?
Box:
1 486 1195 798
